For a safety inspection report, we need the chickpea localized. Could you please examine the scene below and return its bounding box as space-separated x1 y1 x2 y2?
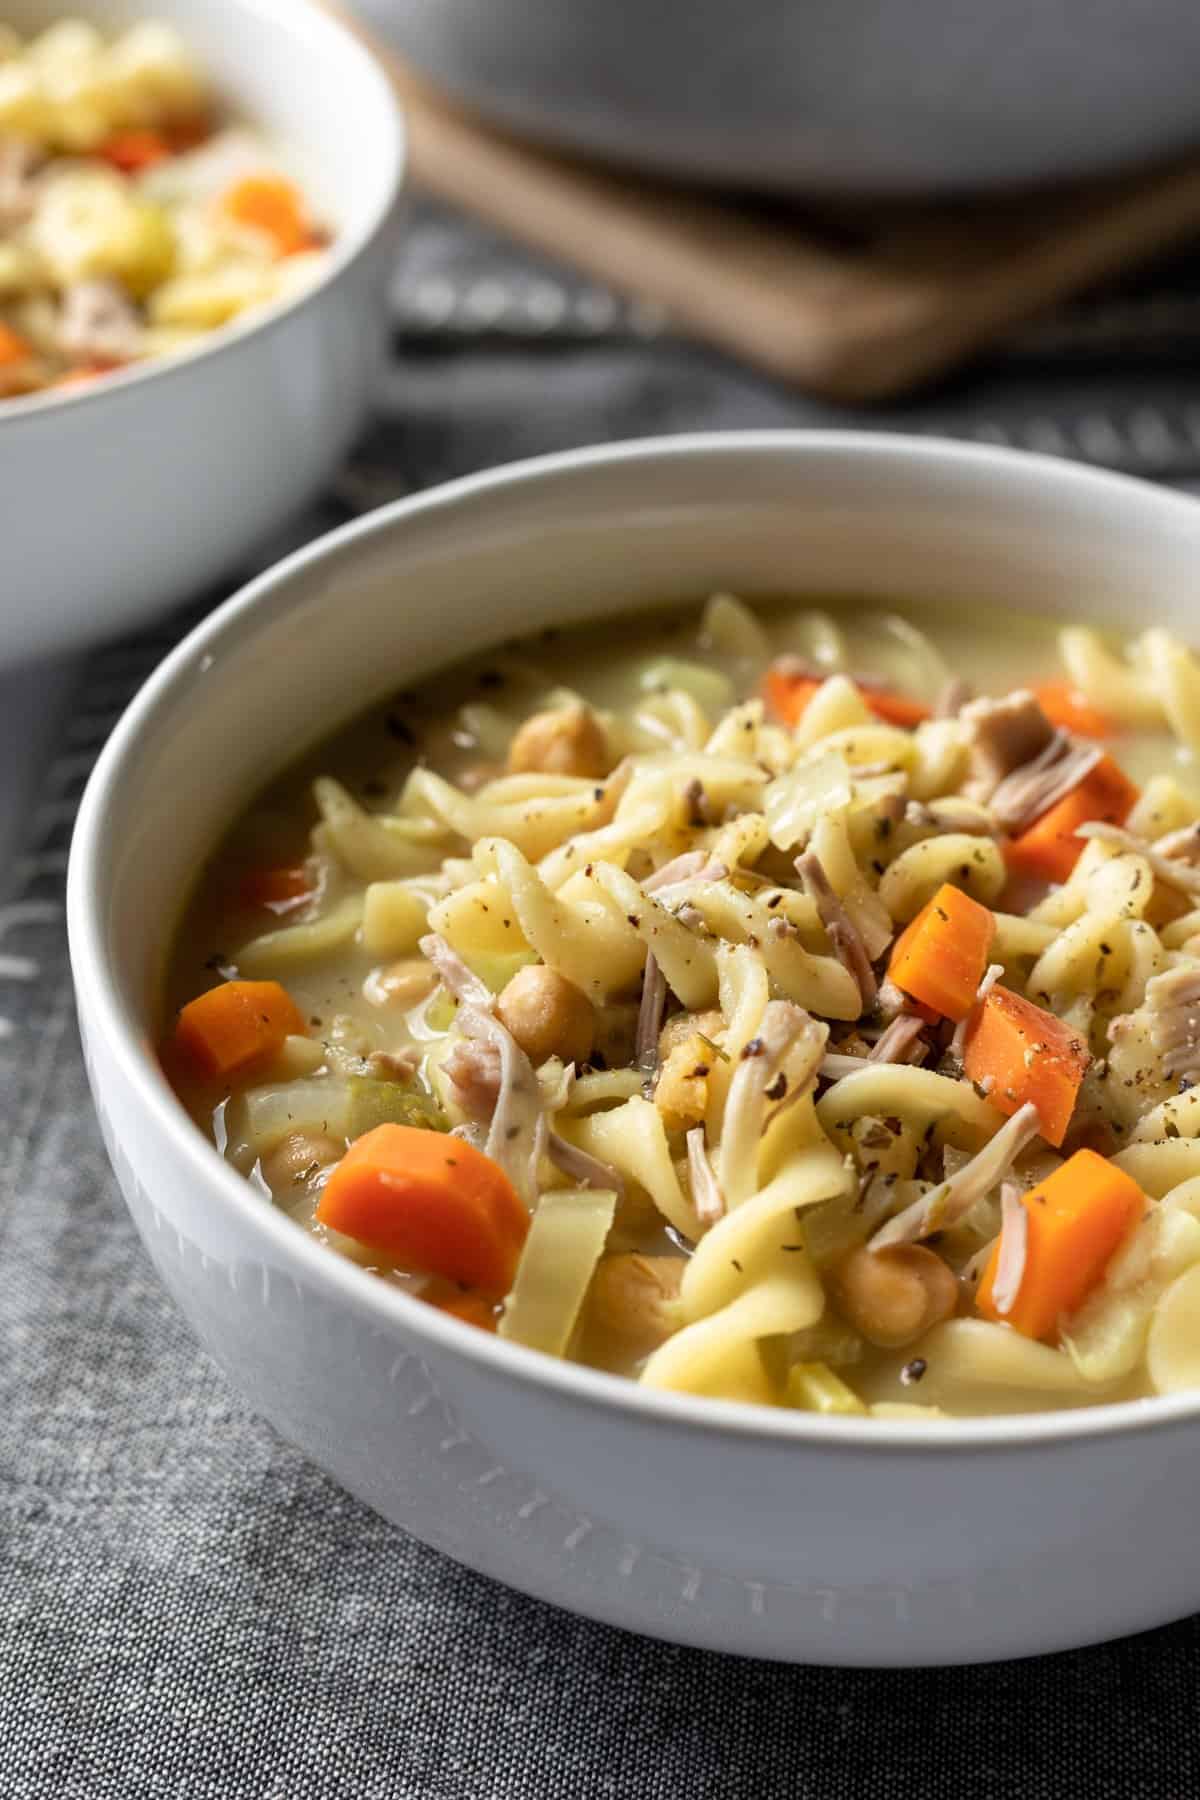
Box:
497 964 595 1067
584 1253 686 1364
658 1008 725 1061
654 1036 712 1133
831 1244 959 1349
260 1131 343 1198
507 705 609 779
363 957 437 1009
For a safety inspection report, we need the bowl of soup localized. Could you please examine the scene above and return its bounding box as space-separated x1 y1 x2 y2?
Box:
68 432 1200 1663
1 0 403 664
355 0 1200 194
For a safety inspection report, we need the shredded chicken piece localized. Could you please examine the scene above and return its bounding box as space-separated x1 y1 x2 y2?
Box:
949 961 1004 1059
988 732 1103 835
935 677 973 718
547 1131 625 1198
366 1047 419 1083
991 1182 1029 1316
874 978 912 1022
419 932 494 1009
57 278 142 364
978 961 1004 1002
1075 822 1200 898
457 1005 546 1207
643 856 729 907
636 952 668 1074
870 1102 1043 1249
961 690 1055 800
1154 822 1200 866
866 1014 928 1066
795 849 877 1012
0 136 40 231
1143 965 1200 1080
443 1039 502 1114
686 1126 724 1227
539 1060 575 1113
642 849 712 892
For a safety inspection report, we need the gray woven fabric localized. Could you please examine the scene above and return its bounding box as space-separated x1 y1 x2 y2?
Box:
5 202 1200 1798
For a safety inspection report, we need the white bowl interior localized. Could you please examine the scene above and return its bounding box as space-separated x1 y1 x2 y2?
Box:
3 0 397 240
87 435 1200 1068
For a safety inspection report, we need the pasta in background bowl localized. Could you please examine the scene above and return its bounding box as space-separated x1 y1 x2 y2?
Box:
0 0 402 664
68 433 1200 1663
0 18 333 399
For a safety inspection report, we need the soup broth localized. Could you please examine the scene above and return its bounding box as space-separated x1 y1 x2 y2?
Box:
164 593 1200 1418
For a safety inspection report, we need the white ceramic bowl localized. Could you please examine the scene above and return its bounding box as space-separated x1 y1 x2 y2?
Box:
69 433 1200 1666
2 0 403 667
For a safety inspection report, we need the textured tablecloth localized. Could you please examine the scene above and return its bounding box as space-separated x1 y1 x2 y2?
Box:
6 202 1200 1800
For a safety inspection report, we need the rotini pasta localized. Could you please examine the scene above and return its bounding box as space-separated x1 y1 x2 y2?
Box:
164 591 1200 1419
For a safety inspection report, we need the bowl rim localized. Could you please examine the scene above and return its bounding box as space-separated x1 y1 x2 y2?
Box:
0 0 405 424
68 428 1200 1454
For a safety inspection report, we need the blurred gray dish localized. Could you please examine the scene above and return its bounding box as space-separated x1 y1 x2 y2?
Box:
355 0 1200 193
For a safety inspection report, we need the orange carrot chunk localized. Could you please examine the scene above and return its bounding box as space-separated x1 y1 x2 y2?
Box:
173 979 306 1080
98 127 173 173
221 174 310 256
763 669 930 730
862 689 933 728
0 323 32 367
975 1149 1145 1340
763 668 821 726
888 882 997 1021
1031 681 1115 740
239 863 314 911
1004 755 1139 886
316 1124 529 1293
962 984 1090 1148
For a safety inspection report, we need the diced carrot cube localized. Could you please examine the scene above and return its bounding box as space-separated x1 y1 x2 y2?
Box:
1004 756 1139 885
888 882 996 1021
1031 681 1115 740
173 979 306 1081
976 1149 1145 1339
317 1124 528 1292
962 984 1090 1148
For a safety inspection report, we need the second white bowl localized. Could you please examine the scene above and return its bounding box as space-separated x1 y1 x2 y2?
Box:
2 0 404 666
